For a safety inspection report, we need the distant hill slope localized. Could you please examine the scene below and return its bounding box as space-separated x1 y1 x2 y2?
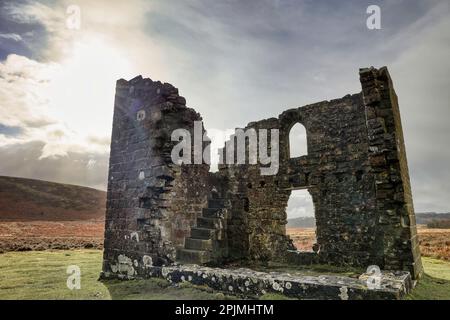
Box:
287 217 316 228
287 212 450 228
0 176 106 221
416 212 450 225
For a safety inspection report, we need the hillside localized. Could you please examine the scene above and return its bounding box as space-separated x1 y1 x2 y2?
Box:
0 176 106 252
287 217 316 228
0 176 106 221
287 213 450 228
416 212 450 226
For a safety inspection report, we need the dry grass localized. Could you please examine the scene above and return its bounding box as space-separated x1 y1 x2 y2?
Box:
286 226 450 261
0 221 104 252
417 226 450 261
286 227 316 251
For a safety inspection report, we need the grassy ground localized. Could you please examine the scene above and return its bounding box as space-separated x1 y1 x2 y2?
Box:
0 249 449 300
0 250 229 300
407 258 450 300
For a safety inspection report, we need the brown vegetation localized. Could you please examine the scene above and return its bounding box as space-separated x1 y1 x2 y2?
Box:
0 176 106 221
285 227 316 251
0 176 105 253
0 221 104 252
287 226 450 261
427 220 450 229
416 226 450 261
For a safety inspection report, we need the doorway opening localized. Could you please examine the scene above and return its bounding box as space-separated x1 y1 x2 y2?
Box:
285 189 317 251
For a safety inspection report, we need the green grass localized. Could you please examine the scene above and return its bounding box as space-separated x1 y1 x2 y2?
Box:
406 258 450 300
0 250 449 300
0 250 231 300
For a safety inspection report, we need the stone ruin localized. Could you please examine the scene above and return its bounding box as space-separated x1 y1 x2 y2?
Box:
100 67 422 299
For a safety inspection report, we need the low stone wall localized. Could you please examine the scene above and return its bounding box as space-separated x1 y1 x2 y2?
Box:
101 263 413 300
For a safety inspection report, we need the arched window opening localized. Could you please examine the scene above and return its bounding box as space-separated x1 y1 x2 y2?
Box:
289 123 307 158
285 189 317 251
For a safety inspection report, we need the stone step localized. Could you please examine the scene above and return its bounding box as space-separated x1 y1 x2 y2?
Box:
208 198 225 208
202 207 223 218
197 217 223 229
176 248 211 264
150 264 413 300
185 238 212 250
190 227 224 240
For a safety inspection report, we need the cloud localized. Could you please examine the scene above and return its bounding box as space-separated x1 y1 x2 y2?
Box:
0 53 111 163
0 1 53 60
389 10 450 213
0 54 56 130
2 0 73 60
0 33 22 41
287 190 314 218
0 140 108 190
139 0 448 132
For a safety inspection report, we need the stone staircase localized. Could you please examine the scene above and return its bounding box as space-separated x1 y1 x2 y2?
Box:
176 194 228 265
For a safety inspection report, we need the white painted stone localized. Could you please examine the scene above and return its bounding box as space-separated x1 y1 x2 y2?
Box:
130 232 139 242
339 286 349 300
142 255 153 268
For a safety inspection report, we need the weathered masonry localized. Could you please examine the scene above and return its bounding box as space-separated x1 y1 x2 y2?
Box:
101 67 422 288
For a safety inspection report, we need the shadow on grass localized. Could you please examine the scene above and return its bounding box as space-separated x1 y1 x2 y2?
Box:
407 273 450 300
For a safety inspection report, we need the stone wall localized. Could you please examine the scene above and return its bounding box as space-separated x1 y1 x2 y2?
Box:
102 67 423 281
218 118 296 262
219 68 422 279
102 76 210 277
221 93 379 266
360 67 422 279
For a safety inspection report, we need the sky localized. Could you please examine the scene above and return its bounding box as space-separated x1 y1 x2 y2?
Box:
0 0 449 217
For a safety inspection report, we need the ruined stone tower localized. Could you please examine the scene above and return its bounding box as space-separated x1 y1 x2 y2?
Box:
101 67 422 283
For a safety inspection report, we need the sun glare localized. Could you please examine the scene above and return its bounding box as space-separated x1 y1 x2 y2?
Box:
46 35 133 142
